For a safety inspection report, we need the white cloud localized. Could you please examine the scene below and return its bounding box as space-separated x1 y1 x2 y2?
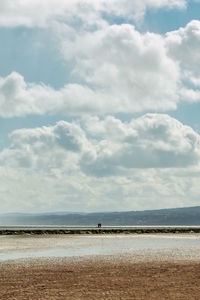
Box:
0 0 186 28
179 87 200 103
58 20 200 110
0 72 118 117
60 24 180 112
0 167 103 212
1 114 200 175
0 114 200 212
0 3 200 118
0 72 60 117
166 20 200 72
1 120 90 172
183 71 200 88
1 20 200 117
166 20 200 102
81 114 200 176
0 21 181 117
1 1 200 213
103 0 186 23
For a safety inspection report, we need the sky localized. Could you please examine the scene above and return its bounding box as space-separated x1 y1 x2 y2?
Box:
0 0 200 213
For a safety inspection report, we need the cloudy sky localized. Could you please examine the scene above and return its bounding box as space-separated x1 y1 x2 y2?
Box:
0 0 200 213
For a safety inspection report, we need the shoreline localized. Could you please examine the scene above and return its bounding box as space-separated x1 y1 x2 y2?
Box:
1 234 200 299
1 233 200 262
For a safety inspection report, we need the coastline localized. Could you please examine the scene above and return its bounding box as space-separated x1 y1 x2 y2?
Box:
1 234 200 299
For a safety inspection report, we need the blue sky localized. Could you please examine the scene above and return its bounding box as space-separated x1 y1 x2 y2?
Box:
0 0 200 213
143 1 200 33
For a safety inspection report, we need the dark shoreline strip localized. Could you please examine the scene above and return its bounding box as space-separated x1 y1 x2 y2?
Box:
0 227 200 235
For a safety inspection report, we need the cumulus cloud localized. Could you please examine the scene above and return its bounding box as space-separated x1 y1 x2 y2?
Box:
0 22 180 117
1 19 200 117
4 20 200 118
1 114 200 212
0 72 60 117
0 2 199 119
0 0 186 28
166 20 200 72
60 24 180 112
81 114 200 176
57 20 200 111
166 20 200 102
1 120 90 171
0 72 118 117
1 114 200 175
1 1 200 213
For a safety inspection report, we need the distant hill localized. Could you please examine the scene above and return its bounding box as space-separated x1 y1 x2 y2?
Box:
1 206 200 226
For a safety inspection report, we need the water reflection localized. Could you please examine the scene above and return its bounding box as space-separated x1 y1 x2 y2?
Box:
0 235 200 261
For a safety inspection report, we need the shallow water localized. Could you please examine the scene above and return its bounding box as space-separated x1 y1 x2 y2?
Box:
0 235 200 261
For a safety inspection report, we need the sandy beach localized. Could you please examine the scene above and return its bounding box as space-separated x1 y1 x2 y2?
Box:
1 234 200 299
1 257 200 299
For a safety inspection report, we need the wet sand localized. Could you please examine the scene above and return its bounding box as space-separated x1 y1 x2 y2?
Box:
1 235 200 299
1 256 200 299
